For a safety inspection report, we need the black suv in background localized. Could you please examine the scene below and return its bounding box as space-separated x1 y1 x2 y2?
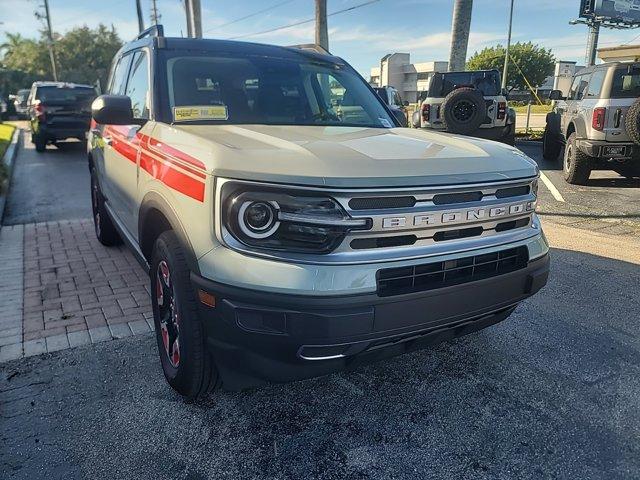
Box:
28 82 96 152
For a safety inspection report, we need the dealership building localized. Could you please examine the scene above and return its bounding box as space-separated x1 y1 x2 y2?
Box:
369 53 448 103
370 52 588 103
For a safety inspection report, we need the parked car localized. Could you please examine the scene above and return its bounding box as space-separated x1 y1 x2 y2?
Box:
0 97 7 120
13 88 31 119
543 62 640 184
89 25 549 398
412 69 516 145
27 81 96 152
373 86 409 126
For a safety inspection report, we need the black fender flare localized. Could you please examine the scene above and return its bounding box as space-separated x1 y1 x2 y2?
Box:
138 191 201 275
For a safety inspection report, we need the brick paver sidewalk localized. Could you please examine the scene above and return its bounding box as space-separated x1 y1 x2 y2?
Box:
0 219 154 362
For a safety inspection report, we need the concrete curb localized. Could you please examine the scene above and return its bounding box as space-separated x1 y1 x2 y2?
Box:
0 127 22 226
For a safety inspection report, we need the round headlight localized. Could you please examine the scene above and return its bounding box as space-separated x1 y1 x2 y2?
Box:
238 201 280 238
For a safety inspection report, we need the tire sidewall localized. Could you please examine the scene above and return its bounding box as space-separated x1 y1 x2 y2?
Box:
150 232 205 395
563 135 575 178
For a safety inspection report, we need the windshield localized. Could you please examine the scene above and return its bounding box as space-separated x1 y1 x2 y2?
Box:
163 53 395 128
611 67 640 99
430 71 501 97
36 86 96 104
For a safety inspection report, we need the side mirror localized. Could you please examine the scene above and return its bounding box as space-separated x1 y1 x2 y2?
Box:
403 100 410 107
411 110 422 129
393 109 408 127
549 90 565 101
91 95 133 125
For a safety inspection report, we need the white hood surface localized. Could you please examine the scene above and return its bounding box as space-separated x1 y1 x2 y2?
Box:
167 125 538 188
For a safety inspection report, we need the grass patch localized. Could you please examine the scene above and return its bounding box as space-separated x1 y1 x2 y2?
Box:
0 123 17 195
511 104 552 114
515 128 544 141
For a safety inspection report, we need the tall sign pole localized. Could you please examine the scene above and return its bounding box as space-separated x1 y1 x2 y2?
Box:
136 0 145 33
585 21 601 66
186 0 203 38
315 0 329 51
502 0 514 90
42 0 58 81
449 0 473 72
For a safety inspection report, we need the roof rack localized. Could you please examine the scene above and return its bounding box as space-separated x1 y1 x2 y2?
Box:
135 24 164 41
288 44 331 55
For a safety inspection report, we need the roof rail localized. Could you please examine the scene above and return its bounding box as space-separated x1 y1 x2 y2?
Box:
135 24 164 41
288 44 331 55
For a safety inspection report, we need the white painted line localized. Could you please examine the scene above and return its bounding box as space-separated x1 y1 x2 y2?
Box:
540 171 565 203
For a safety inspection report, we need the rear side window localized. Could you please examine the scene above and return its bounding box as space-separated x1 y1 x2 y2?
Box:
585 70 606 98
611 67 640 98
109 55 132 95
125 51 150 119
568 75 588 100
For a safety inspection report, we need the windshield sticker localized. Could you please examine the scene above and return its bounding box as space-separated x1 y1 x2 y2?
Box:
173 105 228 122
379 118 393 128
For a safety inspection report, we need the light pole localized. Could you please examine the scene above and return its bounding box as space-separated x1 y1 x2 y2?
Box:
449 0 473 71
501 0 514 91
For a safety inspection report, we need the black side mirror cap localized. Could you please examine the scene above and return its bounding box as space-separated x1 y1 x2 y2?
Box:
91 95 134 125
549 90 565 101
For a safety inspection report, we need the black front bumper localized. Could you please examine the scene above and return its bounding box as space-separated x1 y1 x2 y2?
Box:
192 254 549 390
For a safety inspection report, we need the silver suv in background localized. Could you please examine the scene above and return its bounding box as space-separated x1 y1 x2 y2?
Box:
543 62 640 184
412 69 516 145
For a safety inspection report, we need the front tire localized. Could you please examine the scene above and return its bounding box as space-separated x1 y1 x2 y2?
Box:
150 231 220 399
563 133 591 185
90 169 122 246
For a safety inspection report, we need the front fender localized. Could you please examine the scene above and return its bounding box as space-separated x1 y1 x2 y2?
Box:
138 191 201 275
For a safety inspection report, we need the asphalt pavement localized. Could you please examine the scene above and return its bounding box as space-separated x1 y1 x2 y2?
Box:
1 133 639 479
2 137 91 225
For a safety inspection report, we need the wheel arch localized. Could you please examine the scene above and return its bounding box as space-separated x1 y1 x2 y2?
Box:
138 192 201 275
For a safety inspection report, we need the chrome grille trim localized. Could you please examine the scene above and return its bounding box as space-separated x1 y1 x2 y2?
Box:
215 176 540 265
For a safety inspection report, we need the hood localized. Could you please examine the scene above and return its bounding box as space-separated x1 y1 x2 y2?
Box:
168 124 538 188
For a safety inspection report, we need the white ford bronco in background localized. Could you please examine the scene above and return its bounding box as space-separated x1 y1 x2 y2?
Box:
412 69 516 146
89 26 549 399
543 62 640 184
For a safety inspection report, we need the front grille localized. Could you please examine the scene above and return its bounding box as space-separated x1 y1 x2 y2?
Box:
349 196 416 210
376 246 529 297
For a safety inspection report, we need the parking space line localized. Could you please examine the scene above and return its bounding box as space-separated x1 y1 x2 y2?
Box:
540 171 565 202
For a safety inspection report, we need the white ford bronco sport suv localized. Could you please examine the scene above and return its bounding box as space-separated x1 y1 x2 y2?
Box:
89 26 549 398
543 62 640 184
412 69 516 146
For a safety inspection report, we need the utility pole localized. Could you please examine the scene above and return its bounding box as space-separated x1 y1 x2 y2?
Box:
150 0 160 26
315 0 329 51
40 0 58 81
448 0 473 72
501 0 514 90
185 0 203 38
135 0 144 33
585 21 601 67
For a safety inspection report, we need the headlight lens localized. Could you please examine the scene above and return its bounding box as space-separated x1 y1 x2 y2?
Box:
223 188 370 253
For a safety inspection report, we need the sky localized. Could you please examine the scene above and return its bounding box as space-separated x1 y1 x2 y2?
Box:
3 0 640 77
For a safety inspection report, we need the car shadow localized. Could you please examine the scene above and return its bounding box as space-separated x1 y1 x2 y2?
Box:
586 177 640 188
